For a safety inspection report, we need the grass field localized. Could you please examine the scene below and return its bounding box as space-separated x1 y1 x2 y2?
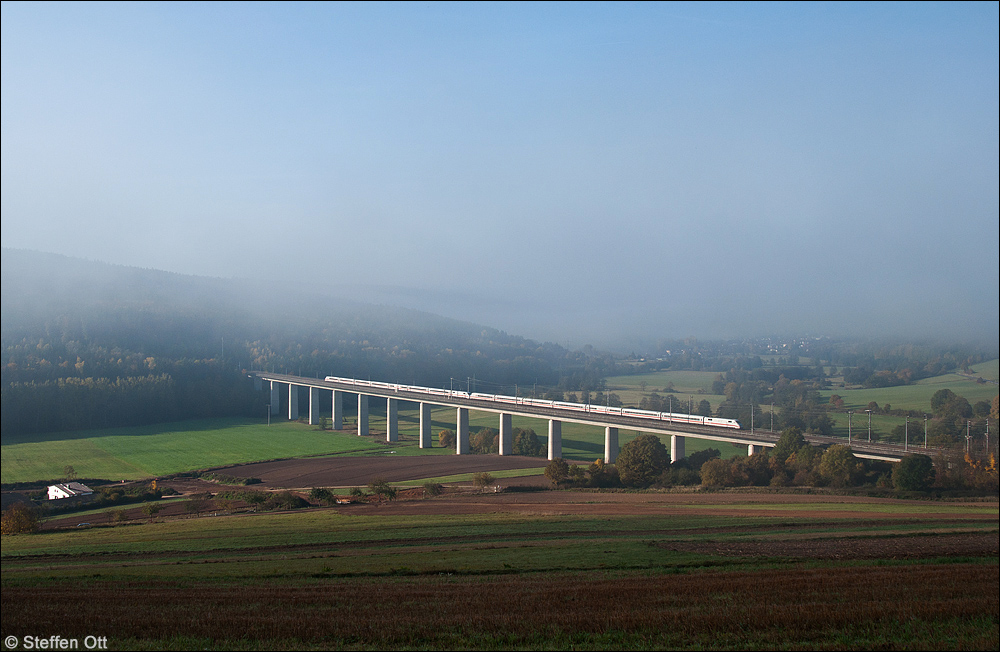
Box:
2 404 748 485
2 493 996 650
606 364 999 444
0 418 387 484
605 370 725 408
825 370 999 412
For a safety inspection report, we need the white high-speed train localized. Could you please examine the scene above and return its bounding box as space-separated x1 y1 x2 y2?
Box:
324 375 741 429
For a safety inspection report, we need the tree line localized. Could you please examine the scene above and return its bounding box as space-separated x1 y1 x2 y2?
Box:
541 431 997 494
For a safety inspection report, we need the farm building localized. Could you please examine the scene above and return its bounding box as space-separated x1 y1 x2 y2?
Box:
47 482 94 501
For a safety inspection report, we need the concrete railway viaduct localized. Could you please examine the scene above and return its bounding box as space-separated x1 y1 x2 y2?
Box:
253 372 921 464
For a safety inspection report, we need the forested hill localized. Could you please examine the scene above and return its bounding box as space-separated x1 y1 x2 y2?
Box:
1 249 615 436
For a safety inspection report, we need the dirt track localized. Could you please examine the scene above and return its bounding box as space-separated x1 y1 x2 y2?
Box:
210 453 551 489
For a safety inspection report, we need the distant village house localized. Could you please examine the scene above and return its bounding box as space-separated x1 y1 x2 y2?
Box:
47 482 94 501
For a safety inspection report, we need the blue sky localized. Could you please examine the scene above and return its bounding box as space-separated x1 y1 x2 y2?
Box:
2 2 997 347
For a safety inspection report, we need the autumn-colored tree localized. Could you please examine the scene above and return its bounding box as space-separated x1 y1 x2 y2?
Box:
544 458 570 487
438 429 456 449
963 452 998 492
700 458 735 487
470 428 498 455
1 503 40 535
818 445 863 487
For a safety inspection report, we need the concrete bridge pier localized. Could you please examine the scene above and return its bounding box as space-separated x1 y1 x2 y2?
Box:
548 420 562 460
499 413 512 455
671 434 685 463
386 398 398 442
605 427 619 463
331 390 343 430
308 386 320 425
270 381 280 416
357 394 369 436
747 443 767 456
419 402 433 448
288 384 299 421
456 407 469 454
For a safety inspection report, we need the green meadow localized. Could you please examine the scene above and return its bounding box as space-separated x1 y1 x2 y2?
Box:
825 368 999 413
1 418 385 484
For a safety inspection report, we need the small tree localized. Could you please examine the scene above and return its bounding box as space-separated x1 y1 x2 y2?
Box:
367 477 397 502
141 502 163 522
772 428 806 465
616 434 670 488
63 465 78 481
512 428 544 456
893 454 935 492
544 458 570 487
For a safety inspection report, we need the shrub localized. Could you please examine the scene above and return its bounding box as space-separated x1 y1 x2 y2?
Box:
423 482 442 497
438 429 456 449
472 472 495 492
310 487 336 505
262 492 310 511
587 459 620 488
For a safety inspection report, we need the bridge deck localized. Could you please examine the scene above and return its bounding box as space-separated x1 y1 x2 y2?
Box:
254 372 928 462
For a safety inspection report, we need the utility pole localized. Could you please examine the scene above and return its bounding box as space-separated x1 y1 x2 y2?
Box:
848 411 853 444
866 409 872 443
